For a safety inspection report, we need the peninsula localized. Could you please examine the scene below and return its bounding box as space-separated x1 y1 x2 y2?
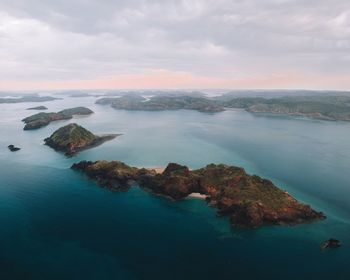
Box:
71 160 325 228
22 107 93 130
45 123 119 156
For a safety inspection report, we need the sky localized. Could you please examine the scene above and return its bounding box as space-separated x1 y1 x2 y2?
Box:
0 0 350 91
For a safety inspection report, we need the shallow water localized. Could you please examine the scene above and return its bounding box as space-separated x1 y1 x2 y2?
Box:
0 96 349 279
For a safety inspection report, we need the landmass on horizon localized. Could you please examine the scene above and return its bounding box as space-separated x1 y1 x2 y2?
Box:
94 91 350 121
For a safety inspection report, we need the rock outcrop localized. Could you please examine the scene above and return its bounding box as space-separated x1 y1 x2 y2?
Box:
8 145 21 152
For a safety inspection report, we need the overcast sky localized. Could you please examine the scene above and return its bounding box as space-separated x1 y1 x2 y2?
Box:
1 0 350 90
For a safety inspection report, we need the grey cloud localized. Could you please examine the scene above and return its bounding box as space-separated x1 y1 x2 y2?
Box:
0 0 349 83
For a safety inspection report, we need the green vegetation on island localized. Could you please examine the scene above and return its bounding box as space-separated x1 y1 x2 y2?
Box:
45 123 119 156
22 107 93 130
72 160 325 228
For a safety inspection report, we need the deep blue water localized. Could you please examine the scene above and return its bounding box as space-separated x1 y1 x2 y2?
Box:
0 96 350 279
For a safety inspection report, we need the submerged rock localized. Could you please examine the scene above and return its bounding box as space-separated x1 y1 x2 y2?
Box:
8 145 21 152
71 160 326 228
321 239 341 249
44 123 119 156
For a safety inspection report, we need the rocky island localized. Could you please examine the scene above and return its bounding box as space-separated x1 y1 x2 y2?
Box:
45 123 119 156
71 161 325 228
8 145 21 152
27 106 48 110
22 107 93 130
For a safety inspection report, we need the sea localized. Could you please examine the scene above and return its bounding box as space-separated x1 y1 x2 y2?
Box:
0 94 349 279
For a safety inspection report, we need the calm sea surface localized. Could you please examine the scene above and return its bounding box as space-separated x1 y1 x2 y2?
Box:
0 96 349 279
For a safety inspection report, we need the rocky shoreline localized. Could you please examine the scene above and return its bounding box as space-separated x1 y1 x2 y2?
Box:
71 160 325 228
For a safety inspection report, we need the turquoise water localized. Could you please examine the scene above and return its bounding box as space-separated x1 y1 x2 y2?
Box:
0 96 350 279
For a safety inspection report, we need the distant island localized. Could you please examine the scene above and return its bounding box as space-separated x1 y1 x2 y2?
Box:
27 106 48 110
96 94 350 121
45 123 119 156
96 95 225 113
0 96 59 103
72 160 325 228
215 95 350 121
22 107 93 130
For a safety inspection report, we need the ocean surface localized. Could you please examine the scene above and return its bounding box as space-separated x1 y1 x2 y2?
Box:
0 95 350 279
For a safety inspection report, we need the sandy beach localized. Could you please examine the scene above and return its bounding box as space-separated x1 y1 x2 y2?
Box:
147 167 165 174
187 192 208 199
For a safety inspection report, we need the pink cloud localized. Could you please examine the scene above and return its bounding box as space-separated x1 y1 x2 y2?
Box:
1 70 350 91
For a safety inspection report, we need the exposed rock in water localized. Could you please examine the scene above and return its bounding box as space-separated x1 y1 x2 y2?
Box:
8 145 21 152
22 107 94 130
27 106 48 110
321 239 341 249
44 123 119 156
71 160 326 228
